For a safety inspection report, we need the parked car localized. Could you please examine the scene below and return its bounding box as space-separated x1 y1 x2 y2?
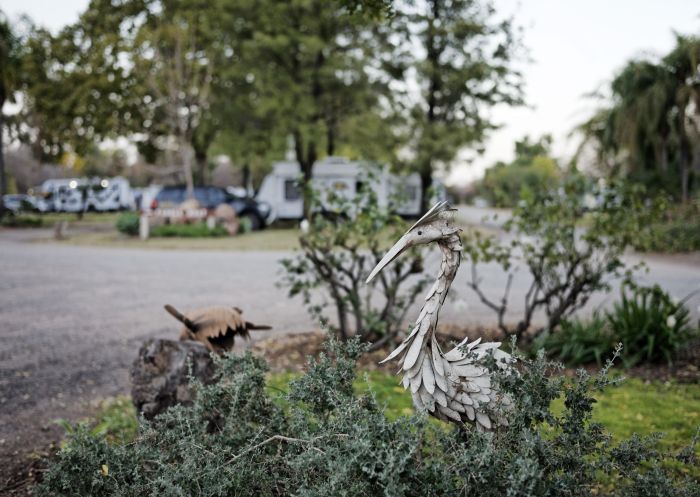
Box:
151 186 272 230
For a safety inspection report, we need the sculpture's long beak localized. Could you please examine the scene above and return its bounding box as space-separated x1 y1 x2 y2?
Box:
366 234 412 284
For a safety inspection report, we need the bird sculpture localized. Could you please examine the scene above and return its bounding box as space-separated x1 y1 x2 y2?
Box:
366 201 513 430
165 304 271 355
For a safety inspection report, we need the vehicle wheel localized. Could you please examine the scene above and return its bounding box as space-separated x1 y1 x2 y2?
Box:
241 212 262 232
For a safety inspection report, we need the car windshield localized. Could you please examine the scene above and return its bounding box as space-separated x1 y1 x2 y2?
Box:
157 189 185 203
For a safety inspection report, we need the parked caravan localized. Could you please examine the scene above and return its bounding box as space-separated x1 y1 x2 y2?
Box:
85 177 136 211
256 157 425 220
36 177 135 212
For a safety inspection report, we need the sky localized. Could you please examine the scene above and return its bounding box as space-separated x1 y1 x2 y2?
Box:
3 0 700 186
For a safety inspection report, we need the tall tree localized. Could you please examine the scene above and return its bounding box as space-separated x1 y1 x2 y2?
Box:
0 11 23 215
243 0 391 214
577 34 700 202
397 0 523 209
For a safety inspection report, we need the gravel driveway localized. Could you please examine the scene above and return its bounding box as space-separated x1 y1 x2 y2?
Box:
1 227 699 467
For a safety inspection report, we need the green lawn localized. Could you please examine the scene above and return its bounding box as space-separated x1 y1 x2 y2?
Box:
55 228 301 251
194 371 700 453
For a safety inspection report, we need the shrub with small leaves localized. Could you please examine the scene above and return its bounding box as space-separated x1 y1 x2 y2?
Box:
115 212 140 236
39 339 700 497
279 176 430 348
464 175 661 341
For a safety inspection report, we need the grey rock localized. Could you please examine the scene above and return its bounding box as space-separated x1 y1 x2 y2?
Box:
130 339 215 420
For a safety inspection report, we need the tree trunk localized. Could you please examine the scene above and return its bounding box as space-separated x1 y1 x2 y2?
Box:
418 0 441 213
679 115 691 204
326 117 336 156
194 150 207 187
181 140 195 200
294 130 317 219
0 109 6 217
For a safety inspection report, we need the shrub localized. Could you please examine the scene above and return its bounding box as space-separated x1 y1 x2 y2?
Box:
38 340 700 496
537 284 698 367
536 313 614 366
279 178 430 348
635 202 700 253
150 222 228 238
464 175 660 340
0 214 43 227
115 212 140 236
607 283 697 367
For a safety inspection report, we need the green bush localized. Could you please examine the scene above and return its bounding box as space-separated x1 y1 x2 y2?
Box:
280 175 429 346
536 313 614 366
0 214 43 227
150 222 228 238
39 339 699 497
115 212 140 236
539 284 698 367
607 283 697 367
637 213 700 253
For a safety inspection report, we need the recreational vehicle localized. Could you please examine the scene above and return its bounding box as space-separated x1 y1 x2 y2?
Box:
256 157 425 220
35 177 135 212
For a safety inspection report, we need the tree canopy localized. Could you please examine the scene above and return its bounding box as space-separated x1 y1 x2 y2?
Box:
576 34 700 202
7 0 524 203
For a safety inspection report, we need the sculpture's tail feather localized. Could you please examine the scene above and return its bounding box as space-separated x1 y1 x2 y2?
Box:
404 337 513 431
246 322 272 331
164 304 197 332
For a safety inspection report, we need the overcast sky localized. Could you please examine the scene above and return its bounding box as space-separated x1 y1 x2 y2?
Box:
3 0 700 185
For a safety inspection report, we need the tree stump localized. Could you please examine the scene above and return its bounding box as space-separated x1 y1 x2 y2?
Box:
130 338 215 420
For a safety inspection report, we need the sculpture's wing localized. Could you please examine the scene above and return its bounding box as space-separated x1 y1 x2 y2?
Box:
405 337 513 430
184 307 249 350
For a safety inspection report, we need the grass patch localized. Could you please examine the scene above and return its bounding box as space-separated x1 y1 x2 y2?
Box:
55 228 302 251
93 372 700 456
150 222 229 238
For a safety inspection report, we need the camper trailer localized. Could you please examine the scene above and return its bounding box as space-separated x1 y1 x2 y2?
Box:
36 177 135 212
256 157 424 220
85 177 136 211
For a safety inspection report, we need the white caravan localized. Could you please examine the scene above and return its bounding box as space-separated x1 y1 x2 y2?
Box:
85 177 136 211
256 157 423 220
36 177 135 212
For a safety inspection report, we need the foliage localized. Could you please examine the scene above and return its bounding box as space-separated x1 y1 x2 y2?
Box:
279 180 430 347
0 9 24 212
479 135 560 207
606 283 697 367
634 200 700 253
464 175 661 340
392 0 524 207
576 33 700 202
0 214 43 227
14 0 524 211
536 283 698 367
535 312 614 366
150 222 228 238
39 339 700 496
114 212 140 236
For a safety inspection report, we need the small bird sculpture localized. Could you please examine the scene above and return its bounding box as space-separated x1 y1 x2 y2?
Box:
366 201 513 430
164 304 271 354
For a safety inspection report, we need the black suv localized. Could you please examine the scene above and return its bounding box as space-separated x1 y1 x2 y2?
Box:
152 186 271 230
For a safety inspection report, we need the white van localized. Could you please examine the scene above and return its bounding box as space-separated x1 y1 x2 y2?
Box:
256 157 424 220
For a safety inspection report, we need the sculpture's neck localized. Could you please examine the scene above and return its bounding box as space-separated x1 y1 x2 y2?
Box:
416 232 462 339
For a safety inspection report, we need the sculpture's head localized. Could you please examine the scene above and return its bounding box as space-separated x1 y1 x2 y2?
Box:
366 201 460 283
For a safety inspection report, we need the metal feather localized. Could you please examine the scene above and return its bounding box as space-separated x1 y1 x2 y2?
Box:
371 202 514 430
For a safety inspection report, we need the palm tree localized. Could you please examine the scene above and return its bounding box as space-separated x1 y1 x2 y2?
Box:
0 11 22 215
662 35 700 203
577 35 700 202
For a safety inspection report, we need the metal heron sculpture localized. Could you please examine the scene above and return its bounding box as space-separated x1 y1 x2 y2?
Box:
366 201 513 430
